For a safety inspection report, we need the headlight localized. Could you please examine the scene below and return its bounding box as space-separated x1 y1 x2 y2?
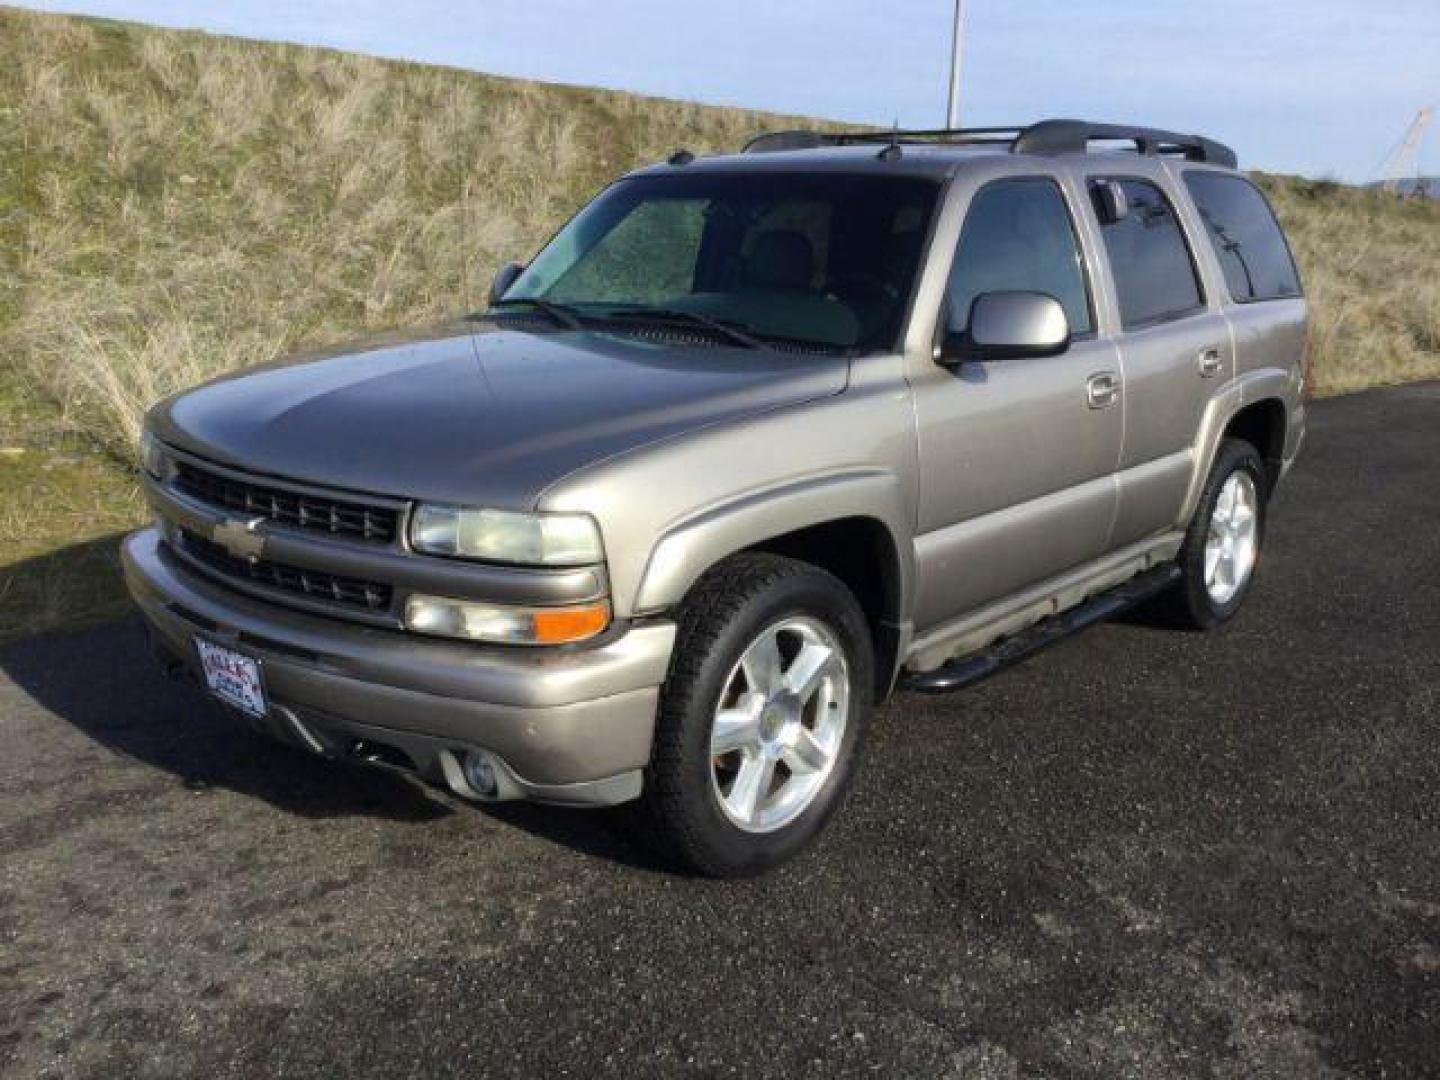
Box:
139 430 168 479
410 505 603 566
404 594 611 645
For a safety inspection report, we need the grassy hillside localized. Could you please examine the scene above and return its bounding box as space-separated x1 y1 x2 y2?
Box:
1260 174 1440 394
2 6 1438 641
0 6 818 639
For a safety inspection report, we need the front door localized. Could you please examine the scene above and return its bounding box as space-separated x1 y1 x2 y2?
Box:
912 175 1123 632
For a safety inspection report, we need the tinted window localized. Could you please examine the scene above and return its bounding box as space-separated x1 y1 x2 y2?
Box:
945 178 1093 336
1183 173 1302 302
1094 178 1203 328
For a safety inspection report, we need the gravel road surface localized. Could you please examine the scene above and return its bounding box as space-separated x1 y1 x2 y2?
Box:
2 383 1436 1078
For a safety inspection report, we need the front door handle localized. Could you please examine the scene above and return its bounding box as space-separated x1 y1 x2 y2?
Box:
1198 347 1224 378
1086 371 1120 409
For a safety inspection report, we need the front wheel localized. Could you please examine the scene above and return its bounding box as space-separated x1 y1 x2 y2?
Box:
637 553 873 877
1160 437 1268 629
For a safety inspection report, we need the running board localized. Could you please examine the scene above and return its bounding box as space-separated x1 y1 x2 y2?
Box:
899 564 1181 695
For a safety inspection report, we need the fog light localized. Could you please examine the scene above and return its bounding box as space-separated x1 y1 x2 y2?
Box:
463 752 498 798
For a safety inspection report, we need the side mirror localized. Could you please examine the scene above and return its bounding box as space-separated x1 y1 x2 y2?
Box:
488 262 525 305
1093 180 1129 224
939 291 1070 364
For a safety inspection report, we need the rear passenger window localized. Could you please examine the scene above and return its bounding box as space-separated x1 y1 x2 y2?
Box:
945 178 1093 337
1183 173 1302 302
1093 178 1203 329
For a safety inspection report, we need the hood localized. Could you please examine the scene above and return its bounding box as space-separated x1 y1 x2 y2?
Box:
152 322 849 509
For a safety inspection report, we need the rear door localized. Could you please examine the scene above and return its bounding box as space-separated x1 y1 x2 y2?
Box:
1084 173 1234 546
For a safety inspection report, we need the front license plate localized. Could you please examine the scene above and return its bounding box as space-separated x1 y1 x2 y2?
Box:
195 638 267 718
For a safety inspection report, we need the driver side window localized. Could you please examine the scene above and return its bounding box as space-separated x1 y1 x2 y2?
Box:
945 178 1094 337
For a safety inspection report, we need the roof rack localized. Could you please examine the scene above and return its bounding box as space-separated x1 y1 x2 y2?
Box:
743 127 1020 154
1013 120 1237 168
741 119 1237 169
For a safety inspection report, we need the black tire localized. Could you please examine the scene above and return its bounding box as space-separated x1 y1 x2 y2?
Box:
1157 437 1269 630
636 552 874 877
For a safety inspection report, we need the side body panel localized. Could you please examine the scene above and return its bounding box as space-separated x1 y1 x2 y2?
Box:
895 154 1305 667
907 339 1123 627
1163 162 1308 521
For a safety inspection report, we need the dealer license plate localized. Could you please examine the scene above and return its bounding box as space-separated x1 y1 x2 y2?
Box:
195 638 267 718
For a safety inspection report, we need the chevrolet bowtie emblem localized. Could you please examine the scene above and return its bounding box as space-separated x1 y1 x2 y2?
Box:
212 516 267 563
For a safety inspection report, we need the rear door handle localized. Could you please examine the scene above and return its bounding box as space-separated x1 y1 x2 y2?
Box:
1086 371 1120 409
1198 347 1224 378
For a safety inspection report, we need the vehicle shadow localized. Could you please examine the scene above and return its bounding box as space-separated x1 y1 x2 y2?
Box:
0 611 450 823
0 538 669 867
0 532 133 648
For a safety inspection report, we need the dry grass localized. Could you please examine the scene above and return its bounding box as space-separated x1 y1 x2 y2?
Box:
4 8 1436 455
0 6 815 638
0 366 142 643
0 6 1436 640
0 7 815 462
1258 174 1440 395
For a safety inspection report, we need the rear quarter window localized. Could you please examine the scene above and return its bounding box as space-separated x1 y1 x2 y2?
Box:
1183 172 1303 302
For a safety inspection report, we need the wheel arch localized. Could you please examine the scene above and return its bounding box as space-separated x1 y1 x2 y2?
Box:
634 470 913 700
1221 397 1287 493
749 517 906 701
1180 369 1294 524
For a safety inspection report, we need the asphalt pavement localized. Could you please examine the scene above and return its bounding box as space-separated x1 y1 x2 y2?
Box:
2 383 1437 1078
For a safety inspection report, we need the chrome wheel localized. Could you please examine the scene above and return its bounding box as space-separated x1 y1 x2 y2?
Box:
1204 471 1259 605
709 616 850 834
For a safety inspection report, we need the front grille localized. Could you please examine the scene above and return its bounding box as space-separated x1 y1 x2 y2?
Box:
173 460 398 544
180 530 393 612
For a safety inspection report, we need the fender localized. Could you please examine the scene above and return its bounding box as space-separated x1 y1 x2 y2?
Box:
1177 366 1295 526
633 467 914 620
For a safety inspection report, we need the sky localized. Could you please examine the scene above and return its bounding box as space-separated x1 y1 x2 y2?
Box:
18 0 1440 182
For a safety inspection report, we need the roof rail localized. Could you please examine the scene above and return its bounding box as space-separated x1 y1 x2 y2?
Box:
1011 120 1237 168
742 127 1021 154
742 119 1238 168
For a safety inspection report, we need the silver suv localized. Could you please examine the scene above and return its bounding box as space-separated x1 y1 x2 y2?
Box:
124 120 1307 876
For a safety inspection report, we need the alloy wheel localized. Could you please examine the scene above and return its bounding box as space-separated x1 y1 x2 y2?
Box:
708 617 850 833
1204 471 1259 605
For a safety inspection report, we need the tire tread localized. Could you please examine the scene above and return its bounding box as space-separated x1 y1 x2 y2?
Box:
636 553 869 876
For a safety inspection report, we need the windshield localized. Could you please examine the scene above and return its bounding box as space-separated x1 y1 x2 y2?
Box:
502 171 942 352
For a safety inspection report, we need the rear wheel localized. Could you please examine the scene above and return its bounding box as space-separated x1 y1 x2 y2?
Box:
637 553 872 877
1161 437 1268 629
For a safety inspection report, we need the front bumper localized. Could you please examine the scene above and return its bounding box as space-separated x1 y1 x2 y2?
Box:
122 527 675 806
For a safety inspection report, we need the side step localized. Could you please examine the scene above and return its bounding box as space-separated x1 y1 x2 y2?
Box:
900 564 1181 695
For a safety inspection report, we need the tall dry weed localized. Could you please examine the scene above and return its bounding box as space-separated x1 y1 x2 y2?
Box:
1260 175 1440 394
0 8 829 459
1 6 1435 466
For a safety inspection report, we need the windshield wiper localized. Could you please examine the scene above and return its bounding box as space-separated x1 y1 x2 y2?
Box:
601 306 768 350
487 297 585 330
